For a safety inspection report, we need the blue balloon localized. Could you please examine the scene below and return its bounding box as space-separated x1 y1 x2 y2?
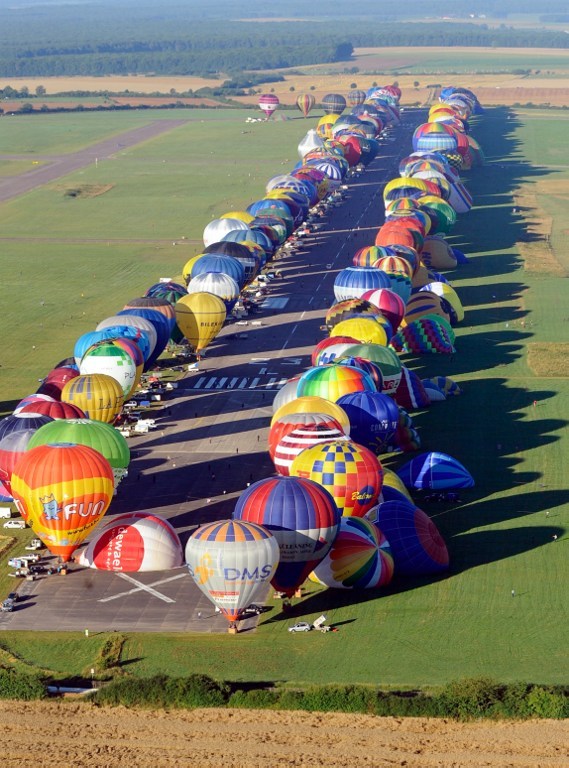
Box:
337 391 400 454
397 451 474 490
367 500 449 575
190 255 245 289
334 267 391 302
117 308 170 366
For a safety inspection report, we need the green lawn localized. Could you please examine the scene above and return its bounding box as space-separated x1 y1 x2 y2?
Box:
0 106 568 688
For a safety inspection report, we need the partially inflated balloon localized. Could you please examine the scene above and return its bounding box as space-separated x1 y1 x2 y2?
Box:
175 292 226 353
11 443 114 561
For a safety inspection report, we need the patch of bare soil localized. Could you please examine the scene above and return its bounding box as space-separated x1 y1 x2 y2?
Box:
0 702 567 768
55 184 114 199
513 187 565 276
528 343 569 378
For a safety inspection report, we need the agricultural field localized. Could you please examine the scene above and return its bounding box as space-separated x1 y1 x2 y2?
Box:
0 104 567 688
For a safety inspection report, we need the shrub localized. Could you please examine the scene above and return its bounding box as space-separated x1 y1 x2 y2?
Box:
0 669 46 700
301 684 375 713
93 673 229 709
228 688 278 709
438 677 503 719
526 686 569 719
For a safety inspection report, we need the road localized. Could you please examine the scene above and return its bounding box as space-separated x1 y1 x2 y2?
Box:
0 110 424 633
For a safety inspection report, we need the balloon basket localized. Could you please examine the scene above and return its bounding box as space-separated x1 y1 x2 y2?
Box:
294 588 303 598
227 626 238 635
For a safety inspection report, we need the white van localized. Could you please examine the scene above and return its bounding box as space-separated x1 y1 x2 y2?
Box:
0 507 12 519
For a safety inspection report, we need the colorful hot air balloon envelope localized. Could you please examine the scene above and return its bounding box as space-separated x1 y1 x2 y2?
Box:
268 413 346 462
0 414 54 494
330 317 389 347
290 439 383 518
310 516 394 589
174 292 226 354
297 365 376 403
258 93 280 119
233 476 340 598
296 93 316 117
397 451 474 490
186 272 240 313
17 400 85 420
185 520 279 625
79 340 138 399
334 267 390 303
273 422 348 476
11 443 115 562
61 373 124 424
321 93 346 115
366 500 449 575
76 512 183 572
337 391 400 455
271 396 351 435
341 343 402 394
28 418 130 487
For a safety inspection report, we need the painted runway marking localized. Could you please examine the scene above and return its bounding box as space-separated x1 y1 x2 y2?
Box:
98 573 187 604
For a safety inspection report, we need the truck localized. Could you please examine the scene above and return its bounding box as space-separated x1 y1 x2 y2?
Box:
0 507 12 519
25 539 43 551
312 615 331 632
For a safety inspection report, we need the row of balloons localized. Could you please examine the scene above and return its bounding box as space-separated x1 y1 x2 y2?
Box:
180 86 483 627
259 89 372 120
0 86 399 570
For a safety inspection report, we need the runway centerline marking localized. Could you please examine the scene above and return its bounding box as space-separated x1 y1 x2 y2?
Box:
98 572 187 603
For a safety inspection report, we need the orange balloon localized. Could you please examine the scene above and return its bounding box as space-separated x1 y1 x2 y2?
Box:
11 444 115 562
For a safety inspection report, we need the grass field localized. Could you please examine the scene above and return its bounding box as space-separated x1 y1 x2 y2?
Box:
0 106 568 688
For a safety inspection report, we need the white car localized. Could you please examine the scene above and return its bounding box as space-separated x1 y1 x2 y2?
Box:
288 621 312 633
3 520 25 529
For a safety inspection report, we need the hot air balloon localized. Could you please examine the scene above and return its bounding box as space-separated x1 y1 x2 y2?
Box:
96 314 157 364
76 512 183 572
273 422 348 476
297 364 376 403
258 93 280 119
310 516 394 589
341 343 402 394
348 89 367 107
397 451 474 490
79 340 138 399
334 267 390 303
366 500 449 575
28 418 130 487
186 271 240 313
337 391 400 454
311 336 359 367
61 373 124 424
11 443 115 561
271 396 351 435
296 93 316 118
233 476 340 598
290 439 383 518
189 254 245 290
330 317 389 346
0 414 54 495
203 218 250 248
321 93 346 115
268 412 346 462
175 292 226 355
185 520 279 628
17 400 85 420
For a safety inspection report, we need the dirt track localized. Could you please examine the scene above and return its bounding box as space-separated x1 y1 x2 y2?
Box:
0 702 567 767
0 119 188 203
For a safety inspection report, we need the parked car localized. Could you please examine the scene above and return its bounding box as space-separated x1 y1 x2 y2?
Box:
288 621 312 633
242 604 264 616
1 598 14 612
7 592 19 602
3 520 25 529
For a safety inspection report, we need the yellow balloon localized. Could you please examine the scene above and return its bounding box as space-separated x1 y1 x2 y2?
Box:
271 396 350 434
61 373 124 424
331 318 388 346
182 254 206 283
221 210 255 224
175 292 226 353
382 468 414 502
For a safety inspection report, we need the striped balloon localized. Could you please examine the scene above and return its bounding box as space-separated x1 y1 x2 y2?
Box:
274 422 348 476
269 412 346 462
397 451 474 490
310 516 394 589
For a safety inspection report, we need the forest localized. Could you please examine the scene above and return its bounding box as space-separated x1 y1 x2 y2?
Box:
1 1 569 77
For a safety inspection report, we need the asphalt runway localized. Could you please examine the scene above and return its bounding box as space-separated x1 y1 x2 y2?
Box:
0 110 425 634
0 119 189 202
